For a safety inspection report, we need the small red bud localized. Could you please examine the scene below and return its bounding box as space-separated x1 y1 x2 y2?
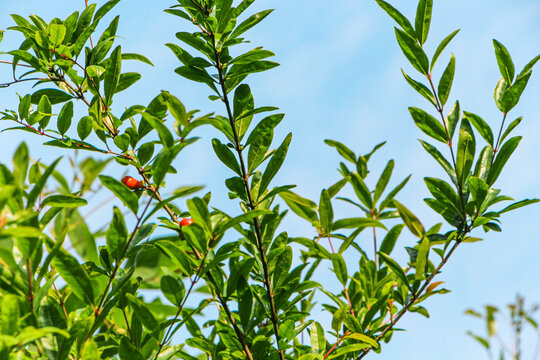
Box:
121 176 144 190
180 218 194 227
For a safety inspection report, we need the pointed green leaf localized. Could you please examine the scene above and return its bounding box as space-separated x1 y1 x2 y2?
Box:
431 29 460 71
260 133 292 194
57 101 74 135
375 0 416 38
319 189 333 234
161 275 186 307
374 159 394 203
395 28 429 75
104 46 121 105
394 200 425 237
212 138 242 176
380 224 405 255
379 252 409 287
41 194 87 208
106 207 128 261
456 118 476 185
487 136 521 186
463 111 493 147
409 107 447 143
139 112 174 148
99 175 139 214
493 39 514 84
51 249 94 304
437 54 455 107
401 70 437 107
415 0 433 45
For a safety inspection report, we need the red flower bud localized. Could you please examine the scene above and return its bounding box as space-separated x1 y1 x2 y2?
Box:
180 218 194 227
121 176 144 190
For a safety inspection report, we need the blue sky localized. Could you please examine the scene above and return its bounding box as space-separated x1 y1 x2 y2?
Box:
1 0 539 358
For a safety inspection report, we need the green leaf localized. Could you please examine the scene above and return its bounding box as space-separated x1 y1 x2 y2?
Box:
48 23 66 45
419 140 457 185
415 0 433 45
51 249 94 304
186 197 211 234
212 138 241 176
113 133 130 151
379 174 412 210
415 236 430 279
498 116 521 145
245 114 284 146
99 175 139 214
161 275 186 307
437 54 455 107
500 71 532 113
319 189 333 234
1 295 20 334
494 77 509 112
401 70 437 107
18 94 31 120
487 136 521 186
231 48 275 65
456 118 476 186
445 100 460 141
408 107 447 143
333 217 386 230
227 60 279 79
345 333 379 349
469 177 489 212
394 200 425 237
375 0 416 38
379 252 409 288
106 207 128 261
26 157 62 209
473 145 494 181
104 46 121 105
77 116 93 140
431 29 460 71
57 101 73 135
116 72 141 93
395 28 429 75
230 9 273 39
122 52 154 66
260 133 292 194
139 112 174 148
374 159 394 203
424 177 461 214
463 111 493 147
41 194 87 208
152 143 185 186
248 131 273 173
350 173 373 209
119 334 144 360
38 95 52 129
499 199 540 214
331 254 348 286
493 39 514 85
162 91 187 127
214 209 271 235
278 190 318 224
310 322 326 354
380 224 405 255
324 139 356 163
126 294 159 336
518 54 540 78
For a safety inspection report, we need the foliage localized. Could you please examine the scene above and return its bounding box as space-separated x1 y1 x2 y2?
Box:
0 0 537 359
466 295 540 360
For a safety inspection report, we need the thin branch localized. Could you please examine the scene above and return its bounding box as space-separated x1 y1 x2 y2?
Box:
356 239 462 359
208 28 285 360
